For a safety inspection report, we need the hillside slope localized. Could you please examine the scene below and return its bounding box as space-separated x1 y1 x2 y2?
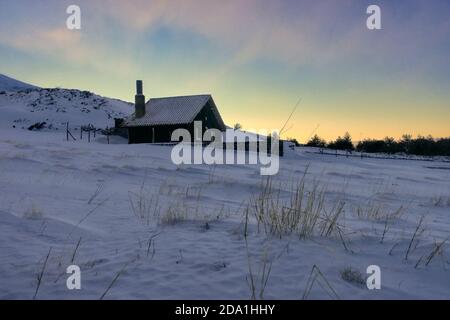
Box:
0 74 39 91
0 87 133 130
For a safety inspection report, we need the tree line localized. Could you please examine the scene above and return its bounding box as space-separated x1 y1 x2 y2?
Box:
288 133 450 157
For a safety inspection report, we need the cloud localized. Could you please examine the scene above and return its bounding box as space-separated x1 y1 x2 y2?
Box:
96 0 366 66
1 0 449 88
4 28 83 60
97 0 449 71
0 26 137 77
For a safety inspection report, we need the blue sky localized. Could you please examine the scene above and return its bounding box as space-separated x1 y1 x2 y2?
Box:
0 0 449 140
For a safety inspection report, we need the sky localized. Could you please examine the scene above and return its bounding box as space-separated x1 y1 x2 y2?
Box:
0 0 449 142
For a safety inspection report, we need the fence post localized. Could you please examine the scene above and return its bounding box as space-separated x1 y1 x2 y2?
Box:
88 125 91 143
280 140 284 157
66 122 77 141
107 127 110 144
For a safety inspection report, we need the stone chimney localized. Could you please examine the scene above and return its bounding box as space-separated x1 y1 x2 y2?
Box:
135 80 145 118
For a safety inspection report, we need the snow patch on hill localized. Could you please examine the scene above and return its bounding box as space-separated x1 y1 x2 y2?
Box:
0 74 39 91
0 88 132 131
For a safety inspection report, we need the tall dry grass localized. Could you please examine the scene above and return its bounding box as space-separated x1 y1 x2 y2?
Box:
249 175 346 240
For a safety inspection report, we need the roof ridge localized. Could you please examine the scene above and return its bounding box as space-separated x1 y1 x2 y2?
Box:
148 94 211 100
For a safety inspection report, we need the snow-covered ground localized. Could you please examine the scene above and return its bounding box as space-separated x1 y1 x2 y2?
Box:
0 84 449 300
301 146 450 163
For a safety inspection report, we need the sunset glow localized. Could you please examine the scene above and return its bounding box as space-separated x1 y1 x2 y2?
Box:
1 0 449 141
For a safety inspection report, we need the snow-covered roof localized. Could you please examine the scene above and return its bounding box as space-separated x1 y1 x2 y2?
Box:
121 94 226 129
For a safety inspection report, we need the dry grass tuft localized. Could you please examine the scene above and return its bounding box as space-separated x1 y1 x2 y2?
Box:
340 267 365 286
302 265 339 300
24 204 43 220
355 201 404 222
128 181 161 225
405 215 426 261
245 240 273 300
249 174 346 240
415 236 449 268
160 201 188 226
432 195 450 207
